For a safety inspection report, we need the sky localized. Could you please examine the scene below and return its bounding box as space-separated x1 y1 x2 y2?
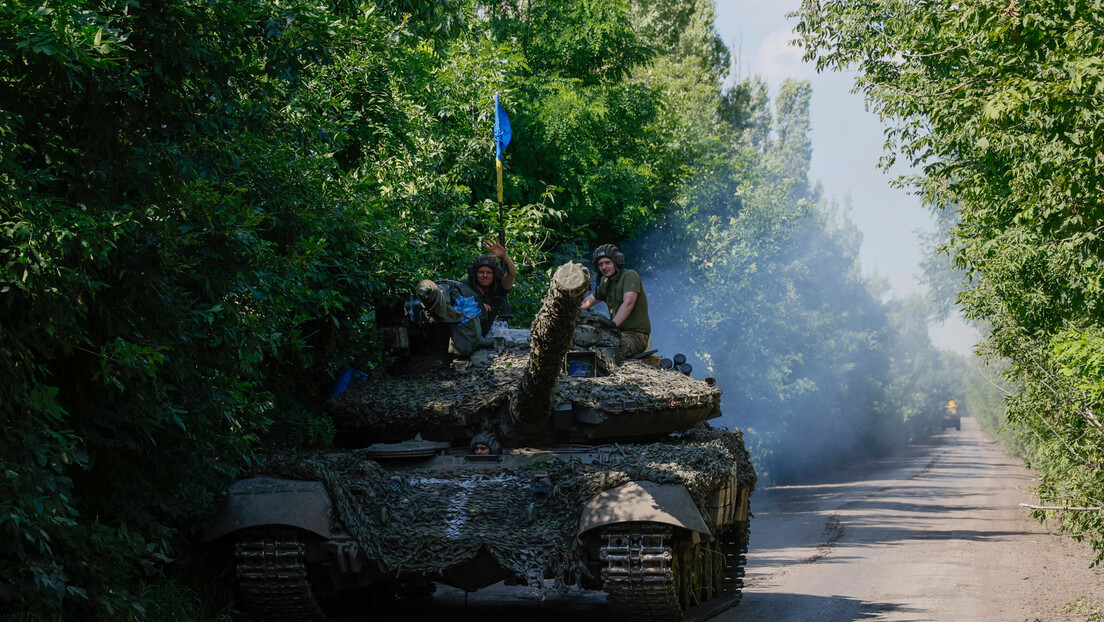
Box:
712 1 980 356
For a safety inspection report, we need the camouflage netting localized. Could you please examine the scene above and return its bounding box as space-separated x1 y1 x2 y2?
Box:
255 427 755 592
326 354 721 437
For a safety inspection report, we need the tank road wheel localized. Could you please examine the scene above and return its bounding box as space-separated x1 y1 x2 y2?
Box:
599 521 749 622
234 529 329 622
674 544 704 609
676 523 747 621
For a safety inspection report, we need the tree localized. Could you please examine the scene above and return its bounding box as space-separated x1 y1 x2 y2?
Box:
794 0 1104 564
640 77 917 482
0 0 564 614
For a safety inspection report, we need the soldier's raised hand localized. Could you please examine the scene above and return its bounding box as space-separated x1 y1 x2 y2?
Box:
482 239 508 259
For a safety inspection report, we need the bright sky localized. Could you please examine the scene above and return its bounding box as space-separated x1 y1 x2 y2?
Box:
713 1 979 355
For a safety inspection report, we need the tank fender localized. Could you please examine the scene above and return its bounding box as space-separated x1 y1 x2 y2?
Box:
205 477 336 541
576 480 711 543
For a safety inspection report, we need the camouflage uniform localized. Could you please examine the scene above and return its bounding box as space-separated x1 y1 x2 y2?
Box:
418 279 483 356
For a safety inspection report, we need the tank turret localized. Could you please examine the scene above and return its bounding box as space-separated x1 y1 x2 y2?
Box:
326 261 721 446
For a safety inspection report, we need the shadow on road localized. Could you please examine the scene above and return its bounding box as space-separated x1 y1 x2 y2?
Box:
745 425 1032 559
369 587 910 622
737 591 922 621
393 584 612 621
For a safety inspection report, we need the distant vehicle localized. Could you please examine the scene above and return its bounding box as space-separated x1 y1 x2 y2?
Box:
942 400 961 431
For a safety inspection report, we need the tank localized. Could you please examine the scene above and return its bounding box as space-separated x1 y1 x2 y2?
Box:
206 262 756 621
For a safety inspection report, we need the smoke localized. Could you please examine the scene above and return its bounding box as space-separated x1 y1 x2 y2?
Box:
614 199 930 485
569 77 960 484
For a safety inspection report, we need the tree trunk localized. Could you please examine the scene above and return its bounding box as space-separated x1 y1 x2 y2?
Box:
510 262 590 433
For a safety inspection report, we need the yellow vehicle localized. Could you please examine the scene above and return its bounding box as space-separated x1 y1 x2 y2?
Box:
942 400 961 431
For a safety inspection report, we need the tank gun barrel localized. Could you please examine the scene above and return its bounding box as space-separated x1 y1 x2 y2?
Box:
510 262 590 435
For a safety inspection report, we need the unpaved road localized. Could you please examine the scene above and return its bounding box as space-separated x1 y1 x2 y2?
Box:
416 416 1103 621
735 416 1102 621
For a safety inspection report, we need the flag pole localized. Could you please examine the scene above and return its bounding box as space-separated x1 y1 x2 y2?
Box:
493 93 513 318
496 147 505 246
493 92 512 247
496 151 504 205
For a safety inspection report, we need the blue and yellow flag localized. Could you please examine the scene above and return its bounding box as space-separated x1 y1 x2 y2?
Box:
494 93 512 203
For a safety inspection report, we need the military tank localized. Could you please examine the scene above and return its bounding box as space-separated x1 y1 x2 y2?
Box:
206 262 756 621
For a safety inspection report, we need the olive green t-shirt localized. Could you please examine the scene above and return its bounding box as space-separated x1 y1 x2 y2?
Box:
595 269 650 335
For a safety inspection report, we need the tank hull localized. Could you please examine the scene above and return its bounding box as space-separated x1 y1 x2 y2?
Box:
207 428 754 620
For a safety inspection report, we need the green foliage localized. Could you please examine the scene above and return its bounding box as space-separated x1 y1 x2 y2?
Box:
0 0 997 616
918 214 968 323
881 296 971 442
0 0 538 616
639 71 961 482
964 357 1023 455
492 0 655 85
795 0 1104 563
1063 598 1104 622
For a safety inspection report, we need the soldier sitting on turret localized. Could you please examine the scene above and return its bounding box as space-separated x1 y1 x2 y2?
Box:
580 244 652 358
466 239 517 336
415 241 517 357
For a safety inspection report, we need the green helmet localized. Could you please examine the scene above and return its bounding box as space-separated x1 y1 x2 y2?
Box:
592 243 625 270
470 431 501 455
468 256 505 286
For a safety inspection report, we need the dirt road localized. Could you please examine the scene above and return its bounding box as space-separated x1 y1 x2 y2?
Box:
735 416 1101 621
420 416 1103 620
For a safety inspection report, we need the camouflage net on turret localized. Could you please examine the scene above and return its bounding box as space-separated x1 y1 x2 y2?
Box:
326 353 721 437
254 427 755 592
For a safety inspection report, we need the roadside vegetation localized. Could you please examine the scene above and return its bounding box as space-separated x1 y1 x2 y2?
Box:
0 0 1007 619
795 0 1104 565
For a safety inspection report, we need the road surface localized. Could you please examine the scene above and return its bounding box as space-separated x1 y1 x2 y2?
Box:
414 416 1103 621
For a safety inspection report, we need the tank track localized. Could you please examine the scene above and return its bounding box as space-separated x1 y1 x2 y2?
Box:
601 524 681 621
235 530 329 622
599 521 749 622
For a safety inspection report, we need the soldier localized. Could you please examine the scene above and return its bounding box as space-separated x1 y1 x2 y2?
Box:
466 240 517 336
415 240 517 357
470 431 501 455
580 243 651 358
